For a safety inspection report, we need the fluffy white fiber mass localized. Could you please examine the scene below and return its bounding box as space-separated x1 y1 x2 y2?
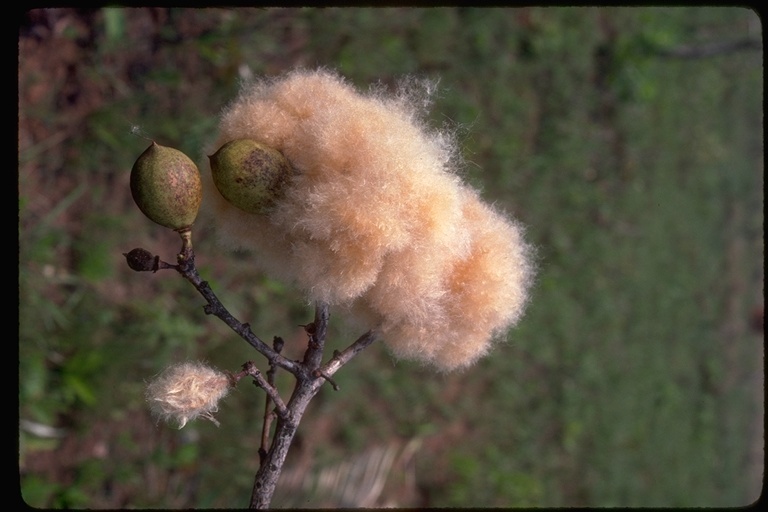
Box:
202 68 534 371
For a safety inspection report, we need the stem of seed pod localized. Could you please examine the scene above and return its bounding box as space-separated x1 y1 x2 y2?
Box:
177 227 194 265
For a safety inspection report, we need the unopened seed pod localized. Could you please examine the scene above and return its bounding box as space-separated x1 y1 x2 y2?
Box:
130 142 202 231
209 139 292 215
123 248 158 272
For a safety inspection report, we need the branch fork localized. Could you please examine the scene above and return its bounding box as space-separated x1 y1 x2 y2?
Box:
125 229 378 508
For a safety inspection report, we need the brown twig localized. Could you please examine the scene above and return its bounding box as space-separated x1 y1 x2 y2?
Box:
301 303 329 372
125 234 306 378
259 337 284 463
247 325 378 508
313 369 340 391
319 329 379 379
259 410 276 465
242 361 287 419
126 230 379 509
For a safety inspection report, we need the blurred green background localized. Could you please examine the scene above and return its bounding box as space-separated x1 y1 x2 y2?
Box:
18 7 763 508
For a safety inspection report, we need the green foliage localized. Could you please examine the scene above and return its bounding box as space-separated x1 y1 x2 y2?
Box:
21 475 91 509
19 6 761 509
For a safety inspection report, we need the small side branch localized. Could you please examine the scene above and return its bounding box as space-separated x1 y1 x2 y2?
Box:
243 361 288 419
313 369 340 391
124 242 305 379
125 233 379 510
259 337 284 463
319 329 379 380
181 269 304 379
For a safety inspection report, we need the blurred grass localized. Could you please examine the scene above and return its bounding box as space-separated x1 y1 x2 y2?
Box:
18 6 762 508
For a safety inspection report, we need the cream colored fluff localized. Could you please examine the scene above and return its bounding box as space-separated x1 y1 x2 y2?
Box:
202 68 534 371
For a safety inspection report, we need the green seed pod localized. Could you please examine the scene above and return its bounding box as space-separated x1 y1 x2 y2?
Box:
130 142 202 231
209 139 292 215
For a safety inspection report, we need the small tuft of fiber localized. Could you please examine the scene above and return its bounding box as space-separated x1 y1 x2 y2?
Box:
146 362 231 428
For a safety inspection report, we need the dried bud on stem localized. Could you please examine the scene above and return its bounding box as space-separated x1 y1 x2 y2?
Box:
123 248 158 272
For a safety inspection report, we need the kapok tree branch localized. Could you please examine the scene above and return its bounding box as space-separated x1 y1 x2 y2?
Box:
250 382 310 509
124 242 305 378
249 325 379 508
176 250 305 379
259 337 284 463
320 329 379 379
242 361 288 418
126 230 379 509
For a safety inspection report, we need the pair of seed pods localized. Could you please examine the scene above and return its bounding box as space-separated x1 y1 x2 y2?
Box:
130 139 291 231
